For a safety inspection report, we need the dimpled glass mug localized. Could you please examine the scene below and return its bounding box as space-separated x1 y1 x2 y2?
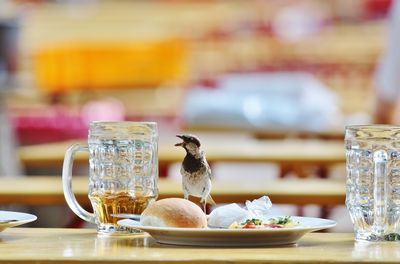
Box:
62 121 158 235
346 125 400 241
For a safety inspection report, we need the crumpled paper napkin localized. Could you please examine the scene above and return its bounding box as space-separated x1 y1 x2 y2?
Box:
208 196 273 228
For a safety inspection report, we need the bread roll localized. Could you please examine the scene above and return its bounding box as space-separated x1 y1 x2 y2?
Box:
140 198 207 228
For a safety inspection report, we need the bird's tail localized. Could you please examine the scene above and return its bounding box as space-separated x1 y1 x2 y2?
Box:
201 194 216 205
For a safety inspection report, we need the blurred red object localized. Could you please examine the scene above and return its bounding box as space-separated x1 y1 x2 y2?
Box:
11 105 87 145
364 0 392 18
11 102 182 145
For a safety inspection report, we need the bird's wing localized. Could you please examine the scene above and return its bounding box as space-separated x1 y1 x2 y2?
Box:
207 163 212 179
203 154 213 180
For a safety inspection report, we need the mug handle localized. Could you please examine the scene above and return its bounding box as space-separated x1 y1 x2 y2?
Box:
62 144 96 224
373 149 389 235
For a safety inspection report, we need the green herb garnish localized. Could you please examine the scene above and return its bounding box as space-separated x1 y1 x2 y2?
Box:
240 218 263 225
269 216 292 225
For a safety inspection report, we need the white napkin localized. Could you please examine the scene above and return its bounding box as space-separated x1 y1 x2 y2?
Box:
208 196 273 228
207 203 247 228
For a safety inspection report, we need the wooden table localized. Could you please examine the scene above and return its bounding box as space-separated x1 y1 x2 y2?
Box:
18 137 345 177
184 125 345 140
0 176 345 206
0 228 399 264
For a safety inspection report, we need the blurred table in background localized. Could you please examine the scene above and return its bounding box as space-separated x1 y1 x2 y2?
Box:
18 137 345 178
0 176 345 206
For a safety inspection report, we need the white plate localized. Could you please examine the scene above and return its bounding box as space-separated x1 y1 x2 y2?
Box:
118 216 336 246
0 211 37 232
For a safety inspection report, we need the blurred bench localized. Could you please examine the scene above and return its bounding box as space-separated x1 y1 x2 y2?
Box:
0 176 345 206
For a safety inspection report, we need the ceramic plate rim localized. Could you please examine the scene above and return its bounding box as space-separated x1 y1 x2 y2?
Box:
0 210 37 229
118 216 336 233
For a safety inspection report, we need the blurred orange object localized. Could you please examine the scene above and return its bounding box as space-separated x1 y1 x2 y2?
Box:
33 39 188 94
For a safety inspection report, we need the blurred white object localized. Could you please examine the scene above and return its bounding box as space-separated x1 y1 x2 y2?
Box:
0 104 22 176
375 0 400 103
184 72 341 132
208 196 273 228
272 4 327 42
0 1 16 20
81 98 125 123
344 112 372 126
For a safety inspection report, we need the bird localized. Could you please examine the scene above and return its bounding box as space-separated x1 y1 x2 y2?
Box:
175 134 216 211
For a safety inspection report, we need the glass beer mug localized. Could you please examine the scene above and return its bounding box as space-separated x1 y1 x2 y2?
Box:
62 121 158 235
346 125 400 241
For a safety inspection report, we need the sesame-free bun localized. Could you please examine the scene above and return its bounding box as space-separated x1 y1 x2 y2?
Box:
140 198 207 228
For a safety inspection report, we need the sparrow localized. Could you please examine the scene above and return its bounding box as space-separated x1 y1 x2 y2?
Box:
175 134 216 211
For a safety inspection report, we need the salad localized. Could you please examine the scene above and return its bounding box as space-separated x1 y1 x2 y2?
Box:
229 216 300 229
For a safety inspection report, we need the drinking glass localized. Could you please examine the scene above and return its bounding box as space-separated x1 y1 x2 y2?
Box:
346 125 400 241
62 121 158 235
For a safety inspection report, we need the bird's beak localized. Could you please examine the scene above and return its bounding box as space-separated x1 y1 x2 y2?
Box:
175 135 184 147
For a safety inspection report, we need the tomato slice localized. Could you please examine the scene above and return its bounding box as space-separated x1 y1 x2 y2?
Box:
242 223 257 229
